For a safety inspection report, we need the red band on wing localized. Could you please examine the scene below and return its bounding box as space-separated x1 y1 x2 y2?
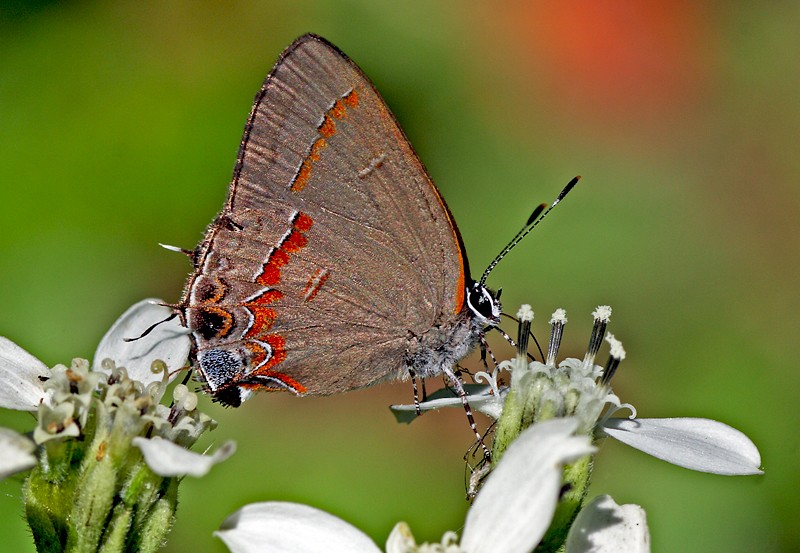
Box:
294 212 313 232
319 115 336 138
282 229 308 253
330 99 346 119
343 89 359 108
242 335 305 394
255 212 313 287
244 289 282 339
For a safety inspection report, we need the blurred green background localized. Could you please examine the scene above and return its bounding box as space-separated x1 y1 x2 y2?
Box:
1 1 797 551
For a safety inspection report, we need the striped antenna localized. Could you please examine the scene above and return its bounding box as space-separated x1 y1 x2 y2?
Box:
479 176 581 286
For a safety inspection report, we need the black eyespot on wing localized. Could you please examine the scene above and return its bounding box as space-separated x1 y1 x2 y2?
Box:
192 308 234 340
194 277 228 303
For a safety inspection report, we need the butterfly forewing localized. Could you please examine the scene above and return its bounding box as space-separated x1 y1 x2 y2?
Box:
184 35 467 400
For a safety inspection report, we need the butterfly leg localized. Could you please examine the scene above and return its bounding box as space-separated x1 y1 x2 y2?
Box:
408 368 423 416
465 421 496 500
479 336 499 371
442 366 491 463
479 341 490 372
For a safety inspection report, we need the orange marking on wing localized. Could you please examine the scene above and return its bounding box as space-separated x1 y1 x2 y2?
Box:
256 264 280 286
207 277 226 303
454 258 465 314
291 139 327 192
247 334 288 372
294 212 313 232
319 115 336 138
330 99 346 119
254 213 313 286
282 229 308 253
290 90 358 193
302 268 330 302
203 306 234 337
255 248 289 286
241 371 307 395
244 289 283 338
291 160 313 192
245 341 268 366
271 248 290 267
245 306 277 338
309 137 327 161
256 251 283 285
343 89 359 108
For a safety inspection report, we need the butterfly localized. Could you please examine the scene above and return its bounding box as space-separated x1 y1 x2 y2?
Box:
177 34 540 408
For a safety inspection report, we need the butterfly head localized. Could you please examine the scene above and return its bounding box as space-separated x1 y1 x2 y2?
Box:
466 281 501 328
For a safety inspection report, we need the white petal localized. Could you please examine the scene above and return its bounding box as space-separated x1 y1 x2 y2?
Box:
565 495 650 553
215 502 381 553
133 436 235 477
0 427 37 480
93 299 190 386
602 417 763 475
385 522 418 553
461 418 595 553
390 384 501 423
0 337 49 410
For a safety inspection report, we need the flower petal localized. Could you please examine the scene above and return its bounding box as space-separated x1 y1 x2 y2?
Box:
0 427 37 480
33 402 80 444
0 337 49 410
133 436 235 477
93 299 190 386
390 384 503 423
565 495 650 553
602 417 763 475
215 502 381 553
461 418 595 553
385 522 417 553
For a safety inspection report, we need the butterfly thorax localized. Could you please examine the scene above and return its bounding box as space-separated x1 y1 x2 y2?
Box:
404 281 501 379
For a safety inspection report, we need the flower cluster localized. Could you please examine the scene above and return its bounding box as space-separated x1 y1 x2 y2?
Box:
0 300 233 553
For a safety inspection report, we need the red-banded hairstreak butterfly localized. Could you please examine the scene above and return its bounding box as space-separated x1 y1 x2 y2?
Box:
176 34 576 408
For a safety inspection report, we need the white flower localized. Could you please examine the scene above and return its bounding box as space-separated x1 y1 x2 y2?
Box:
0 299 198 481
2 299 230 552
215 419 629 553
393 306 763 477
460 419 594 553
0 299 190 414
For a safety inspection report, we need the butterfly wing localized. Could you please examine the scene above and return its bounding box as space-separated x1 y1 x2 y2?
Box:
184 34 467 401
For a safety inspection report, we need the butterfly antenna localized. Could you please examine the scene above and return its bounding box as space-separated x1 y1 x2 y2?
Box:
123 311 179 342
479 176 581 285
